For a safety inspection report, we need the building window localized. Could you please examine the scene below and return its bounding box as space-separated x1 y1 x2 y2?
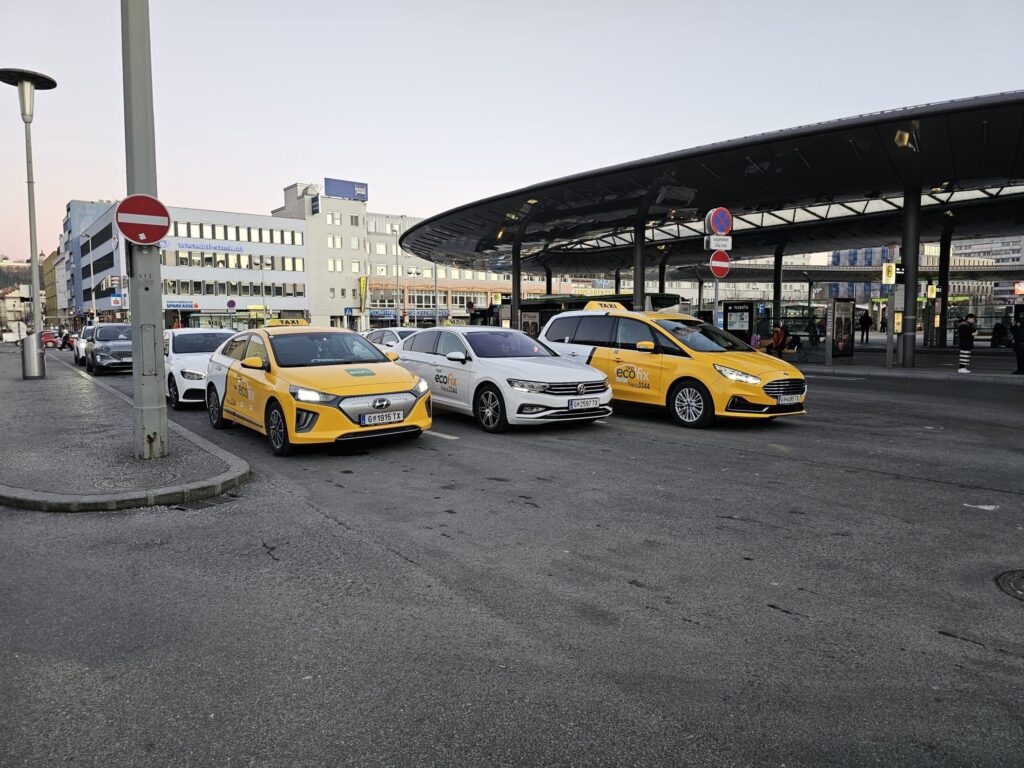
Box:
177 250 189 267
375 242 387 256
215 252 227 268
225 225 237 240
240 283 250 297
350 215 359 227
327 235 335 249
376 264 388 276
283 230 293 245
202 223 214 239
174 221 186 237
238 227 249 242
391 244 398 256
295 257 304 272
350 237 360 251
189 223 201 238
261 228 272 244
328 260 335 272
272 229 282 244
239 253 251 269
214 224 225 240
351 261 360 273
203 252 215 268
295 231 303 246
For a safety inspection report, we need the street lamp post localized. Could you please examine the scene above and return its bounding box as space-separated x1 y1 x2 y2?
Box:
1 68 57 379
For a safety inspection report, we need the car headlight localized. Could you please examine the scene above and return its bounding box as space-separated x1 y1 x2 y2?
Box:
95 345 111 354
507 379 550 393
714 364 761 385
413 377 430 396
288 385 340 405
180 369 207 380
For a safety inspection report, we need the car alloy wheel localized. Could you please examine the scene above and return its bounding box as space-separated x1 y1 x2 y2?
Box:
266 402 292 456
168 376 181 410
669 380 714 428
475 385 509 433
207 386 229 429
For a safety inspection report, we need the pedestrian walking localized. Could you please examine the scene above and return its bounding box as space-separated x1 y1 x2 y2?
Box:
858 310 873 343
767 323 786 358
957 313 977 373
1012 315 1024 375
879 313 888 334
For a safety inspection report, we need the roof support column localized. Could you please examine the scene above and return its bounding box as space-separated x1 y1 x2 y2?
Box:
658 254 669 295
544 265 552 296
772 243 785 325
633 220 645 310
936 216 954 348
614 269 621 294
697 278 704 314
510 229 522 330
901 184 921 367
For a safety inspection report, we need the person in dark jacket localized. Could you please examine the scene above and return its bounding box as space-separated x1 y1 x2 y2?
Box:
858 310 873 343
957 314 977 373
1012 316 1024 375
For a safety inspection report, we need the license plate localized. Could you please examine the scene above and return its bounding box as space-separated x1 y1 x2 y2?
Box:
121 356 132 364
360 411 403 426
777 394 802 405
569 398 600 411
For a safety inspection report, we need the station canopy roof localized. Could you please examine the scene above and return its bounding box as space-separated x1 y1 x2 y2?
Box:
400 91 1024 277
672 262 1024 284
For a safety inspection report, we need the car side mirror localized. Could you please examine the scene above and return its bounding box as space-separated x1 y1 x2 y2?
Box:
446 351 467 363
636 340 656 352
241 356 266 370
384 350 400 362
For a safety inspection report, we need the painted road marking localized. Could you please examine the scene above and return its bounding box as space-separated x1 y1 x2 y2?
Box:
425 430 460 440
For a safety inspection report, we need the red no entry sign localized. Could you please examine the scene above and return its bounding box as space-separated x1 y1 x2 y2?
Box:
115 194 171 245
709 250 730 279
705 207 733 236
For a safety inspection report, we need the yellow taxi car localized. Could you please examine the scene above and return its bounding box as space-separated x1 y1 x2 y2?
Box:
539 302 806 428
205 321 431 455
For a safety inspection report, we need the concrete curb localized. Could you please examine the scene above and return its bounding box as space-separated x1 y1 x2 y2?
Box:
798 364 1024 386
0 357 250 513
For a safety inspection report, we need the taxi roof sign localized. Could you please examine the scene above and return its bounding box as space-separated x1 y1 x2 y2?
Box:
266 319 309 326
583 301 627 310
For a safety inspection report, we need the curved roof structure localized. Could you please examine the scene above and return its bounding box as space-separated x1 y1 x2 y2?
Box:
401 91 1024 276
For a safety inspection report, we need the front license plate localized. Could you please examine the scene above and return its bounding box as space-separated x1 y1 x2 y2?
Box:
360 411 403 426
569 398 600 411
121 357 132 364
777 394 802 405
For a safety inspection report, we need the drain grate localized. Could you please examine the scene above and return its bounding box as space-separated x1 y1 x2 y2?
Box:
995 570 1024 602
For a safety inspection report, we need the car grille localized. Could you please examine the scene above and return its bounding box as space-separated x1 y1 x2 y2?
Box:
763 378 807 397
545 381 608 396
113 352 132 361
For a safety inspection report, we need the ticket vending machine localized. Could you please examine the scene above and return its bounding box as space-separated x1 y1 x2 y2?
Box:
723 301 754 345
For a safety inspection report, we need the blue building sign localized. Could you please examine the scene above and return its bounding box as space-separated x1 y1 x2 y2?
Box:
324 178 369 202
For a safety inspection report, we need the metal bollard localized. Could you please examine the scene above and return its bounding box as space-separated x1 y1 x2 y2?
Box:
20 332 46 379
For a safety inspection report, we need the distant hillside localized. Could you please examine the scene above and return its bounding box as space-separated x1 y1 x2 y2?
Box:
0 264 33 292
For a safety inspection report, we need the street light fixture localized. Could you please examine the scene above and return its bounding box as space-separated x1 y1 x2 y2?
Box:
407 266 440 326
0 68 57 379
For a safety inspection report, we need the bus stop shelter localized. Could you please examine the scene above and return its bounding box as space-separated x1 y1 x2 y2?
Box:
401 91 1024 367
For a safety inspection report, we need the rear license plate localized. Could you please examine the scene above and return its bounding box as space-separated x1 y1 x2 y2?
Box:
569 398 600 411
777 394 802 405
360 411 403 426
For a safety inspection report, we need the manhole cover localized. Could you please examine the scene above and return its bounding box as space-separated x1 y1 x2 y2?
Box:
995 571 1024 601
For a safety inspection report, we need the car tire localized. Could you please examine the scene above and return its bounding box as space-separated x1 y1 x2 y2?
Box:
265 401 293 456
474 384 509 433
168 375 182 410
207 385 230 429
668 379 714 428
85 355 94 374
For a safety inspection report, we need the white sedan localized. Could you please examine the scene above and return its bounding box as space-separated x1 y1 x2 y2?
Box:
163 328 236 409
396 326 612 432
362 326 417 352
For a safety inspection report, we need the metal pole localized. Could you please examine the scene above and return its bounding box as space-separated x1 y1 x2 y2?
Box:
544 266 552 295
900 184 921 367
697 278 704 313
510 230 522 330
772 243 784 326
614 269 621 294
632 220 645 311
937 217 953 348
122 0 168 459
23 118 43 337
658 256 668 295
713 279 720 327
433 268 439 326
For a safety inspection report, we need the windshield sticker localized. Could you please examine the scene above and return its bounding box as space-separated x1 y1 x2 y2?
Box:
346 368 375 377
615 364 651 390
434 371 459 394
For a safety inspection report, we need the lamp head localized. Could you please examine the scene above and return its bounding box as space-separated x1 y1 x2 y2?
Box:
0 69 57 124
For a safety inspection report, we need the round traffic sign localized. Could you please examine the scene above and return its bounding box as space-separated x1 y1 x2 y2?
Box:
709 250 730 279
115 194 171 245
705 206 733 236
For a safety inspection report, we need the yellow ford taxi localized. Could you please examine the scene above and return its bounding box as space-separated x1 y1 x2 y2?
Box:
539 302 806 427
205 321 431 455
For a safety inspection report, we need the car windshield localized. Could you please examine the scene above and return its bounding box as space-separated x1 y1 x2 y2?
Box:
95 325 132 342
464 330 555 358
269 332 388 367
173 332 234 354
655 318 752 353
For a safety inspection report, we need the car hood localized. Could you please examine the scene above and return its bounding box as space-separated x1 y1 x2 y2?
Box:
693 350 804 379
94 338 133 351
476 356 605 382
172 352 215 371
279 362 419 395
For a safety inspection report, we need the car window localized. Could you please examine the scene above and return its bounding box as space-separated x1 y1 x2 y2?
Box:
464 330 554 358
572 316 615 347
397 329 416 339
173 332 234 354
545 316 580 343
383 331 398 344
222 335 248 360
83 328 94 340
408 330 439 354
96 325 132 341
366 331 382 343
655 319 753 352
615 318 657 351
268 331 388 367
437 331 468 357
244 335 270 365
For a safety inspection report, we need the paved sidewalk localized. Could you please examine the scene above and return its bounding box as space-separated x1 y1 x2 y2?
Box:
0 344 248 511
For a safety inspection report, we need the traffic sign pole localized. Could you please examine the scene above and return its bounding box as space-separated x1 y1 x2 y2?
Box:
122 0 168 460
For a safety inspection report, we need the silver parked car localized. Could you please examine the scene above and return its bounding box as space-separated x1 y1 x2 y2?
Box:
73 326 94 366
85 323 133 375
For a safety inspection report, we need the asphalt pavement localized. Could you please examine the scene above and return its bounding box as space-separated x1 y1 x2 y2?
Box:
2 366 1022 767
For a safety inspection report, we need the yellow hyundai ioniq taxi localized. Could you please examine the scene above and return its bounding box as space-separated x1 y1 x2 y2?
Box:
205 322 432 455
539 302 806 427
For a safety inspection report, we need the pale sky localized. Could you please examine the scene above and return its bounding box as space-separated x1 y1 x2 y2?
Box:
2 0 1023 262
